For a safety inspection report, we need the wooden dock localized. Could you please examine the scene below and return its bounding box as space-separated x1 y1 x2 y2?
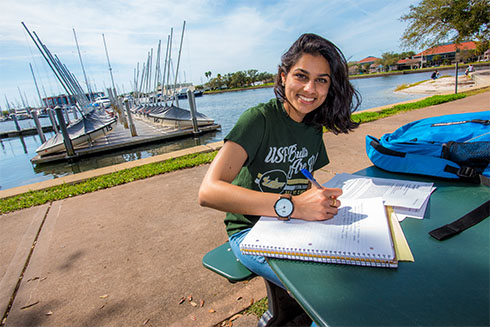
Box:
0 126 55 138
30 117 221 164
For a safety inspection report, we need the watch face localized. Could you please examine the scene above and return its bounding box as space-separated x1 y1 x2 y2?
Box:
275 198 293 217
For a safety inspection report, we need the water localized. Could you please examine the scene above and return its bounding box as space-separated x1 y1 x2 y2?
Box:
0 70 455 190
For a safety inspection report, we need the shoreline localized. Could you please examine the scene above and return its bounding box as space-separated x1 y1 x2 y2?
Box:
203 62 490 94
1 86 489 200
394 69 490 95
2 70 490 199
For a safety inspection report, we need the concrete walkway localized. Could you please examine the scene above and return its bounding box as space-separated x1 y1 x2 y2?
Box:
1 91 489 327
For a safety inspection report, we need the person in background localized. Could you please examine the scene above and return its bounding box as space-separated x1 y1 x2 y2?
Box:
198 33 361 288
431 70 440 80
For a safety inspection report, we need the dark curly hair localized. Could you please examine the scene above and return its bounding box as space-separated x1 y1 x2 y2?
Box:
274 33 361 134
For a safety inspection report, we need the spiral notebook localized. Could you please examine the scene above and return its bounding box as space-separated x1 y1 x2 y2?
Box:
240 197 397 268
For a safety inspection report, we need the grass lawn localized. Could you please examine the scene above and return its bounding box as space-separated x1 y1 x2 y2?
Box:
1 86 488 215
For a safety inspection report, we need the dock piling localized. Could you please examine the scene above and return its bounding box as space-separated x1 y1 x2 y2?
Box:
187 89 201 136
48 108 59 134
64 107 71 124
124 99 137 137
54 106 75 157
32 110 46 143
12 114 21 132
108 87 127 127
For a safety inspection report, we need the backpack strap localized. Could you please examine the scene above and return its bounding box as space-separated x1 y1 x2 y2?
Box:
366 136 490 185
443 165 490 186
366 136 464 179
429 200 490 240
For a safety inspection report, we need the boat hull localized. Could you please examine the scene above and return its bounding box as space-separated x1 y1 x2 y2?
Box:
144 104 215 129
150 117 215 129
36 111 117 157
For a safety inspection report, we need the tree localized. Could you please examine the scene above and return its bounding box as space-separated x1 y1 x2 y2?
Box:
475 39 490 58
400 0 490 49
433 54 442 65
246 69 258 85
230 71 247 88
204 70 274 90
399 51 416 59
378 52 401 71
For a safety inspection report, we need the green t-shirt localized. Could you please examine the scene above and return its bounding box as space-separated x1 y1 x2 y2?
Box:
224 98 329 236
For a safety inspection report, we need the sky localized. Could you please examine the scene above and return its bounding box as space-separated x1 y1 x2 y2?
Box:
0 0 422 110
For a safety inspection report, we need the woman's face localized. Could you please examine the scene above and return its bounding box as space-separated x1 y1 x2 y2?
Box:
281 53 331 122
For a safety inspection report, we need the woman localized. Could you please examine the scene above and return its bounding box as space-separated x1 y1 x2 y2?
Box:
198 33 360 287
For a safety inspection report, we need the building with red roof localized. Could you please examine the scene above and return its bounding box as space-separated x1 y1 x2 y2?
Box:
413 41 477 66
351 41 483 74
352 56 382 74
357 56 381 65
395 58 422 70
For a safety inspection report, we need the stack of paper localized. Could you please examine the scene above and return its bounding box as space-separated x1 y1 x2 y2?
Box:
323 173 435 222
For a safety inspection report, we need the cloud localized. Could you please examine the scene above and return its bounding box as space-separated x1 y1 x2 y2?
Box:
0 0 421 108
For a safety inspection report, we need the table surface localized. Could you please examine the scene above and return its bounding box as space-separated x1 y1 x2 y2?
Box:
269 167 490 326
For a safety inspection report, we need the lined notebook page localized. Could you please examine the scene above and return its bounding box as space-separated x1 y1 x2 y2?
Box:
240 197 396 267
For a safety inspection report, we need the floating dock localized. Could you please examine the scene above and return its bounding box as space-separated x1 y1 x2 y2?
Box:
30 117 221 164
0 126 55 138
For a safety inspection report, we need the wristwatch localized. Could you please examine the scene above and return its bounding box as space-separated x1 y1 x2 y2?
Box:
274 194 294 221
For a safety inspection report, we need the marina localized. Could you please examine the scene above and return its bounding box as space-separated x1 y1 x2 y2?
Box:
30 117 220 164
0 69 466 190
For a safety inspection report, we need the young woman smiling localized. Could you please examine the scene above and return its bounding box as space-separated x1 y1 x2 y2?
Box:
199 33 360 287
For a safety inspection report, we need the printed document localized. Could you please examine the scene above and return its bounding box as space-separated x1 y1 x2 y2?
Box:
323 173 435 220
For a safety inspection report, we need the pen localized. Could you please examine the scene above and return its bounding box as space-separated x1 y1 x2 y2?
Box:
300 169 323 189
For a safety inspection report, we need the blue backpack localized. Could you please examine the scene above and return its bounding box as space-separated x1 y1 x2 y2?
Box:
366 111 490 185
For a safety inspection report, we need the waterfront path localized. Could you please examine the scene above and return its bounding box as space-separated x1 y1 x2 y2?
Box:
1 91 489 327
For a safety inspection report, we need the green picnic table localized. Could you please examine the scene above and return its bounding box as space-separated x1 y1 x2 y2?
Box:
269 166 490 326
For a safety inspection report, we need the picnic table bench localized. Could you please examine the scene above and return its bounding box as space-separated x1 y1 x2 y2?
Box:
202 242 310 326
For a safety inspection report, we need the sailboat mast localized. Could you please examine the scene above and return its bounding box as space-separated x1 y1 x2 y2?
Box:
134 66 138 97
154 40 161 94
5 95 12 111
73 28 93 102
22 23 73 104
162 34 170 106
29 63 44 107
23 91 30 108
138 62 146 102
172 21 186 107
17 87 25 109
166 28 173 104
148 48 153 99
102 33 116 94
145 52 151 97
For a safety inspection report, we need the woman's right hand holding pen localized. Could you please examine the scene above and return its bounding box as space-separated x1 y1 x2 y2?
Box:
294 168 342 221
292 187 342 221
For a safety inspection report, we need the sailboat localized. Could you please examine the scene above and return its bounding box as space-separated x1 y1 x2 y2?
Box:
133 21 215 129
36 109 116 156
148 104 214 128
22 23 118 157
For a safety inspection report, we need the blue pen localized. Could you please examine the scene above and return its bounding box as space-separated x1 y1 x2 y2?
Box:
301 168 323 189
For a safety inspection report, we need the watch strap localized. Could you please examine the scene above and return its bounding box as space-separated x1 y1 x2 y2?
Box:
275 194 293 220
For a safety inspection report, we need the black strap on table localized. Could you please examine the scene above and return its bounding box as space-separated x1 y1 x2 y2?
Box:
429 200 490 240
443 165 490 186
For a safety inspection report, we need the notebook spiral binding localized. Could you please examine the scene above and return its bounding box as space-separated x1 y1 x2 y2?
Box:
241 244 397 267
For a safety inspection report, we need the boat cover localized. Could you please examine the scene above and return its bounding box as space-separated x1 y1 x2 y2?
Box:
149 105 213 122
36 110 117 154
